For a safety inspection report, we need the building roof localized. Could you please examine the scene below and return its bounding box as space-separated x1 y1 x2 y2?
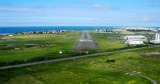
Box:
150 40 160 44
124 35 145 38
125 40 144 45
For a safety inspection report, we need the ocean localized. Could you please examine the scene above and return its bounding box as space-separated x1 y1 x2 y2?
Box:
0 26 114 34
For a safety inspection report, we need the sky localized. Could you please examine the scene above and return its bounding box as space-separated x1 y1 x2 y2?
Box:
0 0 160 27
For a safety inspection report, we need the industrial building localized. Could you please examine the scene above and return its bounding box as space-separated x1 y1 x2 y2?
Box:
123 35 147 41
124 35 147 46
125 40 144 46
150 30 160 44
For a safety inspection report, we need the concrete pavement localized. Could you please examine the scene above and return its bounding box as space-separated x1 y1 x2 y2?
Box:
73 31 98 50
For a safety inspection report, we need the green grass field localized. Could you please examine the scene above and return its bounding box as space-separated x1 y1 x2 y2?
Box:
1 47 160 84
0 31 160 84
0 31 81 62
0 31 128 63
0 30 154 64
90 31 127 52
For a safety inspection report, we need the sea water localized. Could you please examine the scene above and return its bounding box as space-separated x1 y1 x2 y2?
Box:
0 26 114 34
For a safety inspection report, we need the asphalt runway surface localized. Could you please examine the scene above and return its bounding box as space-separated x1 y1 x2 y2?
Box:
73 31 99 50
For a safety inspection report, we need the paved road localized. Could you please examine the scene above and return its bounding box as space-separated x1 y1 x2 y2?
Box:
0 46 158 70
126 71 158 84
73 31 98 50
140 75 158 84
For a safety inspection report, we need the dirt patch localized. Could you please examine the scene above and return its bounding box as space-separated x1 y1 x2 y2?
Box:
24 44 40 48
26 68 39 74
0 44 15 50
0 44 5 46
24 44 53 48
0 36 4 39
140 51 160 58
6 44 15 47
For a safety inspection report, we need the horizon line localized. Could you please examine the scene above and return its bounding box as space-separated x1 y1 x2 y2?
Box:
0 25 159 28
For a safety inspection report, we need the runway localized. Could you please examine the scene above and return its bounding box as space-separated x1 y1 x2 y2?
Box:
73 31 99 50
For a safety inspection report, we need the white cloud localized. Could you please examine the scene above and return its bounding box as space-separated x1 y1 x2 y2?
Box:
80 1 103 8
142 15 151 22
93 4 105 9
0 5 116 17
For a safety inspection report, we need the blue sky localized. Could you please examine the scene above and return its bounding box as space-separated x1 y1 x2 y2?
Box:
0 0 160 27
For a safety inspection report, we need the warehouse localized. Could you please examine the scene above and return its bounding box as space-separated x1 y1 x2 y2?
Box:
125 40 144 46
123 35 147 42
